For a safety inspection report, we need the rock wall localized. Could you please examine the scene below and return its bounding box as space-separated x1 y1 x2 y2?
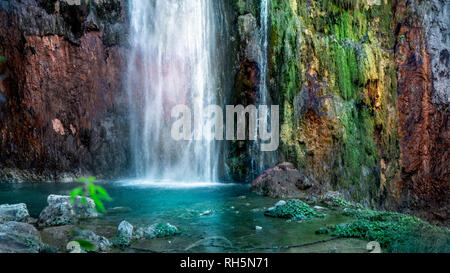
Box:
0 0 448 223
393 0 449 223
0 0 130 181
233 0 448 223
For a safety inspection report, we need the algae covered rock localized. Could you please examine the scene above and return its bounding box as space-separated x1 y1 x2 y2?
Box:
0 221 44 253
38 195 98 227
0 203 30 223
265 199 325 221
113 220 133 247
145 223 180 239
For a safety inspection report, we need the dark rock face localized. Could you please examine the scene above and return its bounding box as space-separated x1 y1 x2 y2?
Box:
0 0 130 181
251 162 317 199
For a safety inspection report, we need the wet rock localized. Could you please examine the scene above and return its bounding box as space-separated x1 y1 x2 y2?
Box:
142 223 180 240
114 220 133 247
314 206 326 211
72 228 111 252
38 195 98 227
394 0 450 224
0 0 130 182
0 221 43 253
251 163 316 199
200 210 213 216
0 203 30 223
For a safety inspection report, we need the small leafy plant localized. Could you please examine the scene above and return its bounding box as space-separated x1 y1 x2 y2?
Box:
70 177 111 213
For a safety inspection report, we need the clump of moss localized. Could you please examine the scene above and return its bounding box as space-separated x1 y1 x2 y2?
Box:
320 209 450 253
265 200 326 221
152 223 180 238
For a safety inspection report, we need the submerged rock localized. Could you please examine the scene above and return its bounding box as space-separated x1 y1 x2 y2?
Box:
134 223 181 241
38 195 98 227
265 199 325 221
145 223 180 239
0 221 43 253
0 203 30 223
251 163 316 199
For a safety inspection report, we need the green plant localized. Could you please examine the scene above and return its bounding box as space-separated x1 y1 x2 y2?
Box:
70 177 111 213
265 200 326 221
74 239 96 252
321 208 450 253
0 56 5 63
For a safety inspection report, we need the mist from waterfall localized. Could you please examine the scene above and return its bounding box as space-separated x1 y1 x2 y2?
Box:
126 0 221 182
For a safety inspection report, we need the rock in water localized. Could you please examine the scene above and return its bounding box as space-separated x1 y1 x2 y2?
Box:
38 195 98 227
0 221 43 253
251 163 316 198
115 220 133 247
144 223 180 239
0 203 30 223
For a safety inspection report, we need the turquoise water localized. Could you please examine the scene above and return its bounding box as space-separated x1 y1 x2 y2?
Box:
0 181 368 253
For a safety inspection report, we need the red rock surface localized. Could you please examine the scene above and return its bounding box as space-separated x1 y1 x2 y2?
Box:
393 0 450 224
0 1 129 181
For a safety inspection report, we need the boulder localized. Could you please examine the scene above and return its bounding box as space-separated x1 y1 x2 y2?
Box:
251 163 315 198
114 220 133 247
0 221 43 253
0 203 30 223
38 195 98 227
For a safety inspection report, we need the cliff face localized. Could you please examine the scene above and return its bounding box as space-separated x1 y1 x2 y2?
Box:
0 0 130 181
233 0 448 223
393 0 449 223
0 0 448 222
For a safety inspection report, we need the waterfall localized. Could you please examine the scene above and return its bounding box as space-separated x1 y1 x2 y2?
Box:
252 0 277 176
126 0 220 182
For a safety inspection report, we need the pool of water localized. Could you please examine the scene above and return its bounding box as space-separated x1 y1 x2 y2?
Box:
0 180 368 253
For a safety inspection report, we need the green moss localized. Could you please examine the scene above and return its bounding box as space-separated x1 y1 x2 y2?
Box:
323 209 450 253
263 0 398 203
152 223 180 238
0 56 5 63
265 200 326 221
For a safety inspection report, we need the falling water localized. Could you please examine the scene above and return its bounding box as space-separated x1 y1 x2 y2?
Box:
126 0 220 182
251 0 277 176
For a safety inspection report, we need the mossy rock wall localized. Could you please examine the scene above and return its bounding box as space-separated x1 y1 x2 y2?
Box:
234 0 399 206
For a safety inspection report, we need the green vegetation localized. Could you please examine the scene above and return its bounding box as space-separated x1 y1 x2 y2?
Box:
265 200 326 221
0 56 5 63
319 209 450 253
152 223 181 238
70 177 111 213
266 0 398 202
